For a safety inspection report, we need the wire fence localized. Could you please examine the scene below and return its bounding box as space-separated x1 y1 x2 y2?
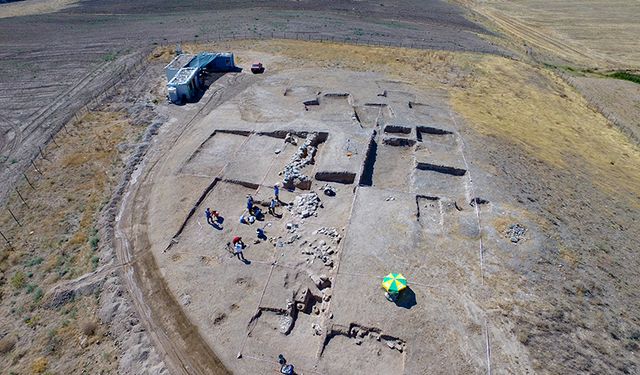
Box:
0 49 151 250
159 30 470 52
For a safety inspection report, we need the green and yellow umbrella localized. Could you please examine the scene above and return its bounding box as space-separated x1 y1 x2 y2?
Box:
382 273 407 293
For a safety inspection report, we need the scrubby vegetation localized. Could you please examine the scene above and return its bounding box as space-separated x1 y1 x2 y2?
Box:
609 71 640 85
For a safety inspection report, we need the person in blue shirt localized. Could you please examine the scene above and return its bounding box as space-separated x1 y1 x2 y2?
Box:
268 198 278 216
205 207 214 225
246 195 254 214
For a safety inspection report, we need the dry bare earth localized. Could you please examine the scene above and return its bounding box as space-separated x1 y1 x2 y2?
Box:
0 1 507 374
1 1 639 374
115 40 640 374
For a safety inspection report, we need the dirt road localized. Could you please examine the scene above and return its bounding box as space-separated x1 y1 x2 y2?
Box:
112 73 256 374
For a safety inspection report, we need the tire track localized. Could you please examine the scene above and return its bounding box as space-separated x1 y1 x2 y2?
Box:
476 7 614 66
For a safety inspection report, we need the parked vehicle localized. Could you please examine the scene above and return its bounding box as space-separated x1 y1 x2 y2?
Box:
251 62 265 74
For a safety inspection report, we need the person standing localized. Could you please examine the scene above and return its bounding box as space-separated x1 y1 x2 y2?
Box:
205 207 215 225
234 242 246 261
268 198 278 216
273 184 280 202
232 236 244 247
247 195 254 215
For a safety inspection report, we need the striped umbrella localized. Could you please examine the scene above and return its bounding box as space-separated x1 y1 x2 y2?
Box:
382 273 407 293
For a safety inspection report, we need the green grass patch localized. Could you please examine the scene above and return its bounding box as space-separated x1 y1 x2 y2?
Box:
10 271 26 289
102 51 118 62
33 287 44 303
609 71 640 85
88 232 100 252
91 255 100 271
26 257 44 267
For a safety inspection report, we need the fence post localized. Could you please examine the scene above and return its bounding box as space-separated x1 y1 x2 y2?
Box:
15 188 28 208
50 135 59 147
38 146 47 161
31 160 42 175
0 230 12 250
7 208 21 227
23 173 35 190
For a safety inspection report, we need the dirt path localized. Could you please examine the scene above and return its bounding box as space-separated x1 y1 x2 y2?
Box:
114 167 229 375
112 73 256 374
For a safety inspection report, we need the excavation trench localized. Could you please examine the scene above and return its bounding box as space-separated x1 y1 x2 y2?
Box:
415 162 467 176
358 130 378 186
416 126 453 142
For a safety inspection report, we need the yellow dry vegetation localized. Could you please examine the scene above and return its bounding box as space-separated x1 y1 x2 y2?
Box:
150 46 177 64
178 39 474 87
458 0 640 69
31 356 48 373
0 0 79 19
0 110 127 275
0 109 137 373
451 56 640 204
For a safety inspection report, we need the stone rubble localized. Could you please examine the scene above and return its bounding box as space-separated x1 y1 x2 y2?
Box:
284 132 297 146
290 192 323 218
300 226 342 268
312 323 323 336
281 133 318 189
507 223 527 243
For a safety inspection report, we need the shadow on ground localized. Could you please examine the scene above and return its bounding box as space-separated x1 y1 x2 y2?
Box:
394 287 417 310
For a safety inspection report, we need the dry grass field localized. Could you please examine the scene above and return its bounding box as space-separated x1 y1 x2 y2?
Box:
0 0 79 19
0 107 143 374
459 0 640 69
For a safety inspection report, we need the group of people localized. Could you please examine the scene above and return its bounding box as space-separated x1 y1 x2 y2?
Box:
206 184 283 263
241 184 281 224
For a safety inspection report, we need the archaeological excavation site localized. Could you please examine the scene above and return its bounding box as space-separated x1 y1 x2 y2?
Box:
133 67 497 374
2 1 640 374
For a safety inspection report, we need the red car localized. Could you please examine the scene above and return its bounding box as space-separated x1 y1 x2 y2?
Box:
251 62 265 74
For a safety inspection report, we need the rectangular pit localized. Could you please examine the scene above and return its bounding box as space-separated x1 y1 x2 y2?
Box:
413 164 468 199
415 162 466 176
181 131 247 177
382 137 416 147
416 195 443 234
319 332 405 374
371 144 414 192
242 310 322 368
223 134 295 184
315 171 356 184
384 125 412 134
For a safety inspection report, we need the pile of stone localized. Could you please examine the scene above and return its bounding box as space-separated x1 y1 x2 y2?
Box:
299 239 336 268
313 227 342 244
309 273 331 290
507 223 527 243
299 227 341 268
281 133 318 189
290 192 322 218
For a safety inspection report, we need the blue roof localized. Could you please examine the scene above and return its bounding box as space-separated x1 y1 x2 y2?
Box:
187 52 233 69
